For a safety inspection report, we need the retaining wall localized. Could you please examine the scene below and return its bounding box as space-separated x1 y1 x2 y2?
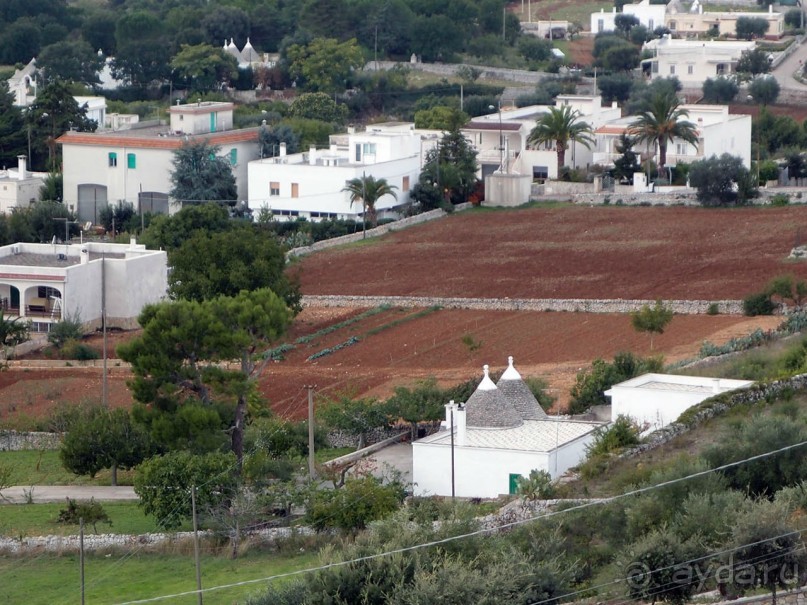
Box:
303 295 744 315
0 431 62 451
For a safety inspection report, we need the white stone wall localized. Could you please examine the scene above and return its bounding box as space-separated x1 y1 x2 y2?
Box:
0 430 62 451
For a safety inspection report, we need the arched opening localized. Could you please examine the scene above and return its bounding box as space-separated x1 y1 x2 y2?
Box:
24 285 62 319
0 284 20 314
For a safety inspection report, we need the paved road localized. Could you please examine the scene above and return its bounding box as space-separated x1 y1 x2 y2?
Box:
772 36 807 91
0 485 137 504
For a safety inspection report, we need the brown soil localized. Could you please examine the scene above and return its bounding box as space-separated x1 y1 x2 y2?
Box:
568 38 594 67
297 206 807 300
729 104 807 123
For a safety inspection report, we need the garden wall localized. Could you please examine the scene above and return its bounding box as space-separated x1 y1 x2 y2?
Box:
302 295 744 315
0 431 62 451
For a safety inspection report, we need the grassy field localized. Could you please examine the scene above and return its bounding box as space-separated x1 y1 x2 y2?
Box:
0 501 189 537
0 550 318 605
0 450 135 486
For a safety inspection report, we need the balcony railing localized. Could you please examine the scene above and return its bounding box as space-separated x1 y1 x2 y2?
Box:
0 303 60 320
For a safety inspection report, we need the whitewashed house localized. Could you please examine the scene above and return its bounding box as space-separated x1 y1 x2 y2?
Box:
642 36 756 84
605 373 754 433
591 0 667 34
7 59 37 107
247 122 426 222
462 96 622 182
59 101 259 223
412 358 603 499
666 1 785 39
593 104 752 171
0 239 167 332
74 97 107 130
0 156 45 213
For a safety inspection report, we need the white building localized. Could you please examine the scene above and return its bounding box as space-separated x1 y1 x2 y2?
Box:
58 101 259 223
605 373 754 433
0 156 45 213
413 359 603 499
667 1 785 40
74 97 107 130
0 239 167 332
7 59 37 107
642 36 756 83
462 96 623 182
593 103 752 170
247 123 426 222
591 0 667 34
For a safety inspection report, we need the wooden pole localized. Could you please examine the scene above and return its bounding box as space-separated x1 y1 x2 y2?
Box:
191 486 203 605
101 251 108 408
79 517 85 605
307 385 317 479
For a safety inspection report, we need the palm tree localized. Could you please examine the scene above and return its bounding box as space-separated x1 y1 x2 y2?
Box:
628 91 699 180
341 174 397 228
527 105 595 170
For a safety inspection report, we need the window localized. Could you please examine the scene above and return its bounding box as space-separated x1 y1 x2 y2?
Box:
363 143 377 156
127 153 136 169
533 165 549 181
108 152 117 167
270 181 280 196
676 143 688 155
37 286 60 299
648 19 654 30
669 65 676 75
402 176 410 192
597 18 604 32
687 65 694 75
291 183 299 198
669 20 676 30
652 62 659 73
229 148 237 166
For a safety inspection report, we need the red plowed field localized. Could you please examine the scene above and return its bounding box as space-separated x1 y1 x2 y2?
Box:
298 205 807 300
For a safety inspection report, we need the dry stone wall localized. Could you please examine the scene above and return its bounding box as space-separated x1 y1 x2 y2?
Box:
303 295 743 315
0 431 62 451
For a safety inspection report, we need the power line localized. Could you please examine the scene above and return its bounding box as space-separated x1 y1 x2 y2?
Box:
111 437 807 604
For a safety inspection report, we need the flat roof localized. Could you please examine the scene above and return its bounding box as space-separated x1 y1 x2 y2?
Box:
0 252 125 268
416 419 602 452
608 372 754 393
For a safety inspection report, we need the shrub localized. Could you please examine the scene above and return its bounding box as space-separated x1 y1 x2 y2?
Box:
47 315 84 349
742 291 775 316
586 415 641 457
516 469 556 501
568 352 663 414
57 498 112 533
60 339 100 360
771 193 790 206
706 303 720 315
305 475 405 531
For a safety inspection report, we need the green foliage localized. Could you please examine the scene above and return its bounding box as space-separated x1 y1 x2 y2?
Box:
586 415 641 457
98 201 137 235
785 8 803 28
47 313 83 349
305 475 405 531
60 407 151 485
57 498 112 533
624 528 702 605
168 226 301 311
748 75 780 105
170 43 238 94
516 469 556 501
60 339 100 361
689 154 758 206
306 335 360 361
597 74 634 105
706 302 720 315
342 175 398 227
736 16 770 40
140 203 231 252
288 92 348 124
743 291 775 316
413 106 469 130
461 332 483 352
169 141 237 205
259 123 300 157
701 77 739 103
134 450 238 530
612 133 641 183
286 38 364 93
704 414 807 496
0 310 30 357
569 352 663 414
518 36 553 62
631 299 673 349
528 104 594 169
767 274 807 308
759 159 780 182
736 48 772 76
770 193 790 206
316 396 388 448
386 377 446 439
417 126 479 205
629 90 698 176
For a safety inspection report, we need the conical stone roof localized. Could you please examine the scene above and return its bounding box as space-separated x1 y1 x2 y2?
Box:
465 365 523 429
496 356 548 420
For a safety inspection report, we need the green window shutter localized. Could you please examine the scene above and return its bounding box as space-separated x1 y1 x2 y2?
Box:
108 152 117 167
127 153 136 169
230 148 237 165
509 473 521 495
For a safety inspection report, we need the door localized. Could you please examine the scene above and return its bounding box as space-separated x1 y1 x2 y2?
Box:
509 473 521 495
77 184 108 224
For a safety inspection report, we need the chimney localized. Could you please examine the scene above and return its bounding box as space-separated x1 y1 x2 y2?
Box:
279 142 287 157
16 155 26 180
455 403 466 446
769 4 772 13
80 248 89 265
712 378 721 394
309 146 316 165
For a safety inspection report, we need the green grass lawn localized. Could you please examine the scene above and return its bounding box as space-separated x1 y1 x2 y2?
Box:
0 450 135 486
0 501 191 537
0 550 318 605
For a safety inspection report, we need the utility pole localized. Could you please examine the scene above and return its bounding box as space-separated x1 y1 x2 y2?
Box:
191 486 203 605
79 517 85 605
306 384 317 479
101 251 108 408
449 402 455 500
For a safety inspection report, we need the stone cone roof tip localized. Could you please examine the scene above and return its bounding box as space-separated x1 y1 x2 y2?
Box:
466 364 523 429
496 356 548 420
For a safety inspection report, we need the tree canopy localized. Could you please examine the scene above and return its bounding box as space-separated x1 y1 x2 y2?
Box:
341 175 398 228
528 105 594 169
168 141 238 206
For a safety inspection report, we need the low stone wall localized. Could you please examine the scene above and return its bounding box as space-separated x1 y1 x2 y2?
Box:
287 205 473 260
303 295 744 315
326 427 409 449
0 525 317 554
0 431 62 451
324 432 408 467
